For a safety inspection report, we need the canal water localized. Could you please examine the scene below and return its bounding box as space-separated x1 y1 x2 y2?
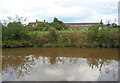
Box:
2 47 118 81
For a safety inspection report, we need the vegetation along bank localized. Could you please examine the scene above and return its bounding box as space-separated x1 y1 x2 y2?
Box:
1 16 120 48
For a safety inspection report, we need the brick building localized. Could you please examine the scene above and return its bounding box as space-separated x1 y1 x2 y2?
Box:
65 23 101 30
28 19 45 27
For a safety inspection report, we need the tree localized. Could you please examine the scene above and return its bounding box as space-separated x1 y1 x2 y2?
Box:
100 19 103 25
106 20 111 27
37 22 51 31
1 15 28 27
7 15 28 23
2 16 30 47
3 22 29 40
49 22 61 30
112 23 117 28
52 17 67 30
48 27 59 42
53 17 59 23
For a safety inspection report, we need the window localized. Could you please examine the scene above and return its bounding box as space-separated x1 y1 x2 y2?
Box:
32 24 35 26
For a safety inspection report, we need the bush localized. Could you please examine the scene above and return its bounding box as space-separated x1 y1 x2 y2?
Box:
48 27 59 42
2 19 119 48
88 26 119 47
49 17 67 30
2 22 31 48
32 32 49 47
37 22 50 31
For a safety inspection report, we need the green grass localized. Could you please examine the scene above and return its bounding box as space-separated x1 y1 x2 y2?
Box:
29 31 48 35
29 29 119 36
108 29 119 32
3 28 120 48
29 30 88 35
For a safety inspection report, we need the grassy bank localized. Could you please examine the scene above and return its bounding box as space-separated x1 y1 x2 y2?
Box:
2 16 120 48
30 29 120 48
29 30 88 35
2 27 120 48
29 29 119 35
2 20 120 48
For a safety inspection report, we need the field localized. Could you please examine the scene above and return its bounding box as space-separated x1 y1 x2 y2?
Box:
3 27 120 48
29 29 119 35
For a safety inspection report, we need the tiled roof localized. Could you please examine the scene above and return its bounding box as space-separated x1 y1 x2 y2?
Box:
29 21 43 24
65 23 100 25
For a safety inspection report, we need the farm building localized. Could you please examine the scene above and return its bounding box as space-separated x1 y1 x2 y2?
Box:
28 19 101 30
65 23 101 30
28 19 46 27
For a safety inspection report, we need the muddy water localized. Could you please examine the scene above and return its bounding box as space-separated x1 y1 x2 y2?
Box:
2 47 118 81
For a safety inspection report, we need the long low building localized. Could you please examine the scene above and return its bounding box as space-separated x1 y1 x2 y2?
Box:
27 19 101 30
65 23 101 30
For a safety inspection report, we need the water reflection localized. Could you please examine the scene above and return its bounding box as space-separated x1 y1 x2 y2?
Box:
2 47 118 81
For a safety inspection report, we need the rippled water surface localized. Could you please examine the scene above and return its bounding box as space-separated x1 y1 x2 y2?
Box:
2 47 118 81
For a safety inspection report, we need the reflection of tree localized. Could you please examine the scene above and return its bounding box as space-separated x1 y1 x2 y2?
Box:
48 56 79 67
2 55 35 79
87 58 104 73
87 58 117 74
49 56 56 65
2 54 81 79
2 47 118 80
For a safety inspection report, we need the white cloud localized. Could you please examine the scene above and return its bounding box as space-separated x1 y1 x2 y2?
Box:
0 0 119 24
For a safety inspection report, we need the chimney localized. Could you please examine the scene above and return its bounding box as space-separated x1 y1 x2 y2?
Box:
36 19 38 22
44 20 45 22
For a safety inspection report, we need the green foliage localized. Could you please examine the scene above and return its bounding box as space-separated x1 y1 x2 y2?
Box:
88 26 119 47
7 15 28 23
2 21 31 48
49 22 62 30
100 19 103 25
49 17 67 30
3 22 29 40
2 40 24 48
37 22 50 31
53 17 59 23
112 23 117 28
2 16 119 48
27 17 67 31
106 22 111 27
48 27 59 42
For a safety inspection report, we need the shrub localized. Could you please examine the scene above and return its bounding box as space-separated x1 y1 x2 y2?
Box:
2 22 31 48
88 25 119 47
48 27 59 43
37 22 50 31
49 17 67 30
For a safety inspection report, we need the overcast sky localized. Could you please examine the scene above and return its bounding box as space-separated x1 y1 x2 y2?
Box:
0 0 119 24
